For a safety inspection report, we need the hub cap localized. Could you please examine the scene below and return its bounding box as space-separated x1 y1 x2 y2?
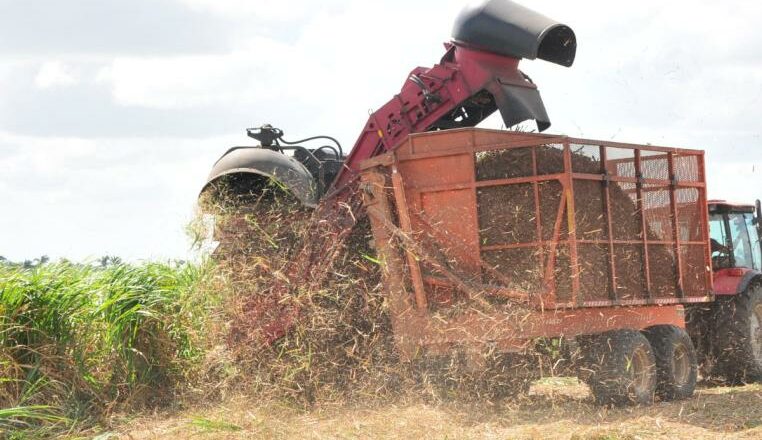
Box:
630 347 654 395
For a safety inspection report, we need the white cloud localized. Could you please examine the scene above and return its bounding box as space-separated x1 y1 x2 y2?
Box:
175 0 345 21
706 160 762 204
34 61 79 89
105 39 289 109
0 130 232 261
99 0 462 142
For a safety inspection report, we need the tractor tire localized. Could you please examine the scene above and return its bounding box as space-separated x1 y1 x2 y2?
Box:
713 283 762 383
643 325 697 400
580 329 656 406
685 304 717 382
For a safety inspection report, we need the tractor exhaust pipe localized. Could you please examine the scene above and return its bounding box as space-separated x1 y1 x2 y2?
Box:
452 0 576 67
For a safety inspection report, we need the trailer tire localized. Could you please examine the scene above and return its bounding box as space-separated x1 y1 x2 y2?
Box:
643 325 697 400
713 283 762 383
581 329 656 406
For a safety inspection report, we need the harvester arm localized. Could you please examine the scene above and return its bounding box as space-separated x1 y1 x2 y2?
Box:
329 0 576 193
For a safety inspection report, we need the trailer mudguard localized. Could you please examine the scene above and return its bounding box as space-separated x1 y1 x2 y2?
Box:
203 147 317 207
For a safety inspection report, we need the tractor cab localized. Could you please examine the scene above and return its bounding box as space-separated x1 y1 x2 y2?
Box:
708 200 762 294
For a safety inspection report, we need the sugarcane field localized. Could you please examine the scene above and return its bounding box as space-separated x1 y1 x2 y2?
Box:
2 1 762 439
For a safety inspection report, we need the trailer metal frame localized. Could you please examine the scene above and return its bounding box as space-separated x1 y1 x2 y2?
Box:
360 128 712 358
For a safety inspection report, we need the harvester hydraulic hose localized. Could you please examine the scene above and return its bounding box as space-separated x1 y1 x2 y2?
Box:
279 135 344 157
314 145 341 159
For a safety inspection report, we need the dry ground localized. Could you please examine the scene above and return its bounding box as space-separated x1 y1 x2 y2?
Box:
102 379 762 440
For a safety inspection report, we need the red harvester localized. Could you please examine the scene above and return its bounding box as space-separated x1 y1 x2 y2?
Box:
202 0 762 405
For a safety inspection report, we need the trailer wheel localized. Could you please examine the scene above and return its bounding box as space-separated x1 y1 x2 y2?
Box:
643 325 697 400
713 283 762 383
581 330 656 406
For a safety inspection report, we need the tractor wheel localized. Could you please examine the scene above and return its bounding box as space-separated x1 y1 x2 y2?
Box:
580 329 656 406
713 283 762 383
643 325 697 400
685 304 718 382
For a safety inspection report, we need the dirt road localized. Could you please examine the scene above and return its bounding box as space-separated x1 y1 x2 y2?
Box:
111 380 762 439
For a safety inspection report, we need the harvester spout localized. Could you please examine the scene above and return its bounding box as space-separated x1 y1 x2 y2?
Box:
448 0 576 133
452 0 576 67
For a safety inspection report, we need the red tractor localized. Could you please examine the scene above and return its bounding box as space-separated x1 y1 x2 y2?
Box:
201 0 762 404
687 200 762 383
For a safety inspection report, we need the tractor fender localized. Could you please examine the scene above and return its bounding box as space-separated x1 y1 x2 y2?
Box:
202 147 318 207
713 268 762 295
735 270 762 295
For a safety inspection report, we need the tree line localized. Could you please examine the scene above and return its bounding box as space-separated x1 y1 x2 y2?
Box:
0 255 125 268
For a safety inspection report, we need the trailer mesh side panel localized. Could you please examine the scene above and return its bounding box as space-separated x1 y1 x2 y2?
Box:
374 130 711 310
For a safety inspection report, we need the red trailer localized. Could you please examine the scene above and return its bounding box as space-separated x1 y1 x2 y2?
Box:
360 128 716 404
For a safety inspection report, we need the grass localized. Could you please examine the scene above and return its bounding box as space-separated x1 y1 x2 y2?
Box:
0 259 219 438
0 406 67 432
189 417 243 432
1 254 760 439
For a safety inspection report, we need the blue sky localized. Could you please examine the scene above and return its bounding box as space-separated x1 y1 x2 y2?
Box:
1 0 761 261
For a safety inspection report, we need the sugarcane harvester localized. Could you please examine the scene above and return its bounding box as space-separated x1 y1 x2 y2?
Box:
202 0 762 406
203 0 575 341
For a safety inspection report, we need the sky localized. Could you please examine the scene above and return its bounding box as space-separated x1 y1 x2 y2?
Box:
1 0 761 262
